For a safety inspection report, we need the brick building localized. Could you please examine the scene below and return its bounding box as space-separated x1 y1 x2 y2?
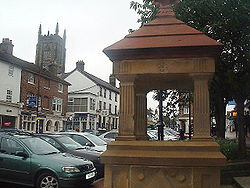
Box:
178 93 193 134
0 38 70 132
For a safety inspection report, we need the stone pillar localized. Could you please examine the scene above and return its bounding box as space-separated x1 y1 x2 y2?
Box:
117 78 136 141
135 93 148 140
191 73 212 140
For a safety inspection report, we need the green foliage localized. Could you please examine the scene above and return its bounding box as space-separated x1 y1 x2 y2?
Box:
214 138 239 160
152 90 192 119
130 0 250 144
130 0 157 27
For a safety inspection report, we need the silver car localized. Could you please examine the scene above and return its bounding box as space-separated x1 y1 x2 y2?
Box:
58 132 107 153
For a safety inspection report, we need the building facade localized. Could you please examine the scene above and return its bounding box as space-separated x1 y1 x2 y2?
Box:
0 39 22 129
177 93 193 134
64 61 119 132
0 38 70 133
20 66 70 133
35 23 66 74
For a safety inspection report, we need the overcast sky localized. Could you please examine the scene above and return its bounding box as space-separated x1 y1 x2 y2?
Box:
0 0 158 109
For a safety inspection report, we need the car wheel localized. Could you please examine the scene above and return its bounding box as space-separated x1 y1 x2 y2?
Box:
36 172 59 188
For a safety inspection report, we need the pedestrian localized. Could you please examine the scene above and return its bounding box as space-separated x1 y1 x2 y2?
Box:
180 128 185 140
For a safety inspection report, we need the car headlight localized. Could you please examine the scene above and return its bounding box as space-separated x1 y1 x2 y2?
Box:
62 166 80 173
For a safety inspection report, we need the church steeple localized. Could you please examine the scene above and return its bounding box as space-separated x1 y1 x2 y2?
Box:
55 22 59 35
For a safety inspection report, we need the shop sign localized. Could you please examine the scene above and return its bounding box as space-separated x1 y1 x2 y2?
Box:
4 122 11 126
28 96 37 107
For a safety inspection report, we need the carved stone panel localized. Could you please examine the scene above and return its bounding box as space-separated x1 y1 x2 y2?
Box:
130 166 192 188
116 58 215 76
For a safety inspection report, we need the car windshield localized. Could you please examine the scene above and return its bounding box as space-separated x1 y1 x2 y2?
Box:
84 133 107 146
57 136 84 150
22 137 60 155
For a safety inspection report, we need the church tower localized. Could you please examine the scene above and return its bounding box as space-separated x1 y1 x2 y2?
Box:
35 23 66 74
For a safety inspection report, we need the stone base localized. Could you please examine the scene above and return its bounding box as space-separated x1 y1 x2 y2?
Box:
101 140 226 188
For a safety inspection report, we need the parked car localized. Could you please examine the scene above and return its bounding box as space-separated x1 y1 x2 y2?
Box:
99 130 118 143
0 128 29 133
0 132 96 188
147 129 179 141
58 132 107 153
36 134 104 178
83 129 101 136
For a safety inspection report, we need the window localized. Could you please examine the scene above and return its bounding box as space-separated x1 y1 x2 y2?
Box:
46 120 52 131
67 98 88 112
6 89 12 102
8 65 14 76
28 73 34 84
115 105 117 115
71 135 92 146
109 91 112 100
115 93 118 102
44 79 50 89
58 83 63 92
1 138 25 155
183 106 189 114
100 87 102 96
52 97 62 112
103 102 106 110
67 98 74 112
109 104 112 113
90 98 96 110
40 136 63 152
43 96 50 109
22 115 36 132
54 121 59 132
104 89 107 98
104 132 118 139
99 101 102 110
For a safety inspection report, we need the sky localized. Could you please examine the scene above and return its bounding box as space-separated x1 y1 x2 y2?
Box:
0 0 158 110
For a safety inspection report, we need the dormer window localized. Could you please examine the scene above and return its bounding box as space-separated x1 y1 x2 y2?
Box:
104 89 107 98
100 87 102 96
109 91 112 100
8 65 14 76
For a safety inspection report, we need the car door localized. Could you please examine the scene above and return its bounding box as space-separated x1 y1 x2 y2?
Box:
0 137 31 184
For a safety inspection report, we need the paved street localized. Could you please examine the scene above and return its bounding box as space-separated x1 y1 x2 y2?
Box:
1 132 249 188
225 130 250 148
0 179 104 188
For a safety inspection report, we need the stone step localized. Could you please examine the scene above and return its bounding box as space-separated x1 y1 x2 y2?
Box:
233 177 250 188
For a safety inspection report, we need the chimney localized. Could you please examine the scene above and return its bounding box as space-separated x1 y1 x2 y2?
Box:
76 60 85 72
0 38 14 55
109 74 116 87
48 61 58 75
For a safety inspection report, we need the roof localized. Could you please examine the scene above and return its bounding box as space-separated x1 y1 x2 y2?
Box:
0 52 70 85
63 68 120 93
103 5 222 61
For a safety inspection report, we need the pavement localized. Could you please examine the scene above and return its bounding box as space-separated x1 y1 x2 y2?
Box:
225 130 250 148
91 178 104 188
91 132 250 188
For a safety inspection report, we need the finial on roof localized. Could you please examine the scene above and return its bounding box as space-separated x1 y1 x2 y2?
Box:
38 24 42 36
153 0 179 17
55 22 59 35
63 29 66 41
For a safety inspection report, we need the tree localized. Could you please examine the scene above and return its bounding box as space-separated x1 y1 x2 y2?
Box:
130 0 250 158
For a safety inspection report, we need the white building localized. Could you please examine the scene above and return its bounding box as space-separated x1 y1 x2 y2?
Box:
0 39 22 129
63 61 119 131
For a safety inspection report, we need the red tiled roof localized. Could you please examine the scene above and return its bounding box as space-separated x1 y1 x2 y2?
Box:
104 6 222 61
